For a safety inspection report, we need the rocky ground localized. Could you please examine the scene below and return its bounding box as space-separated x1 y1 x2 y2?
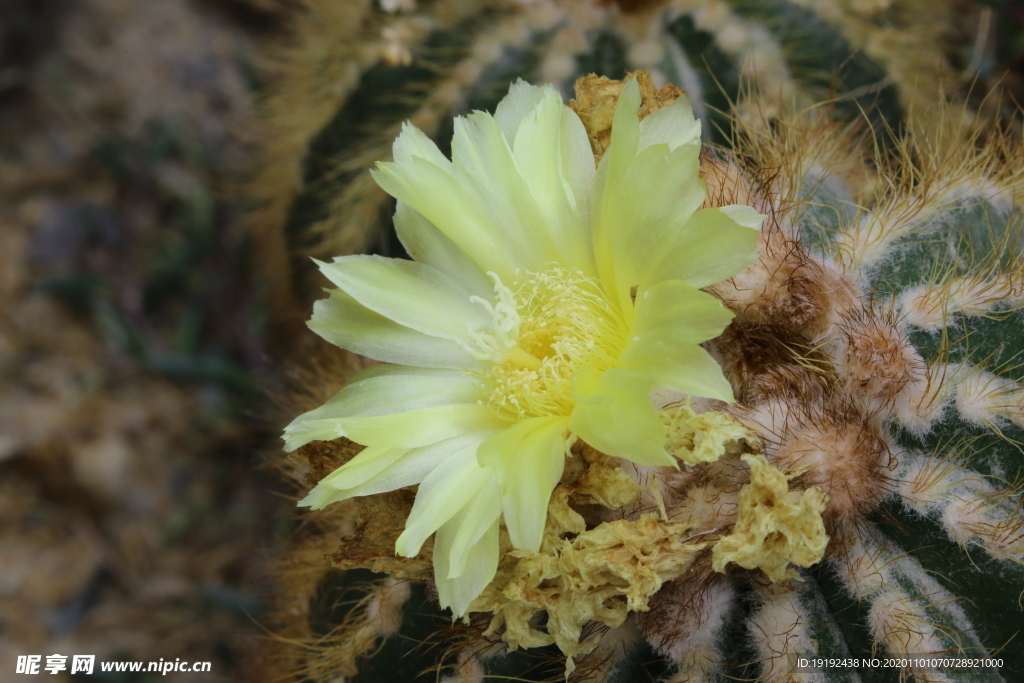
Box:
0 0 292 680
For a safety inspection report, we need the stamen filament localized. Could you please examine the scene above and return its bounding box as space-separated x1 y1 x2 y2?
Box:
473 267 629 421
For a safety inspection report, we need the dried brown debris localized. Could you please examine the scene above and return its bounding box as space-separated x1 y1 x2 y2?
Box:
569 70 684 160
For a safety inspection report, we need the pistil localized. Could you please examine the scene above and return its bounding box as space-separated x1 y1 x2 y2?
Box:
509 345 543 371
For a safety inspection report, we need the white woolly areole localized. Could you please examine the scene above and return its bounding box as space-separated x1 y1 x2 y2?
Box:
749 586 821 683
894 451 1023 563
867 590 950 667
941 498 990 546
734 399 793 453
837 176 1010 272
834 529 889 600
893 451 978 511
892 363 952 435
365 577 412 637
644 580 735 683
832 523 985 673
898 277 1024 331
954 367 1021 427
574 619 643 683
439 655 485 683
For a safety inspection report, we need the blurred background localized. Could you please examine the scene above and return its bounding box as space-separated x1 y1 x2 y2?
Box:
1 0 1023 681
1 1 289 680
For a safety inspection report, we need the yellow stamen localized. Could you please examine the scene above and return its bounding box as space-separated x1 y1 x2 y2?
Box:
473 267 628 421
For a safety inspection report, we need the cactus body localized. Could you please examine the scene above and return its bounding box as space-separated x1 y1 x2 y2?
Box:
254 3 1024 682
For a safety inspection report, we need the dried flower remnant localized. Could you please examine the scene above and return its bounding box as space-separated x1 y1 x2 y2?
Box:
711 454 829 582
458 409 758 669
471 480 705 676
569 70 685 161
662 400 758 466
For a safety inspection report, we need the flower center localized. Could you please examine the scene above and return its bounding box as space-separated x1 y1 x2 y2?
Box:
470 268 628 421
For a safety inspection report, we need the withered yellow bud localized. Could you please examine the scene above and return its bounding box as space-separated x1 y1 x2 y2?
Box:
570 69 684 160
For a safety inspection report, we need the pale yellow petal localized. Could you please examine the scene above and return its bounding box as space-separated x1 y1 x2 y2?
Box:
628 279 735 345
603 75 642 186
637 93 701 152
308 288 473 369
303 431 497 507
619 280 735 402
493 79 549 145
392 120 452 168
446 474 503 578
299 444 409 507
316 255 489 342
341 404 507 449
297 482 347 510
282 365 482 451
347 432 497 498
314 364 480 418
375 83 599 291
316 444 408 492
393 202 492 297
719 204 765 229
569 367 674 467
477 416 569 552
510 88 593 273
371 155 525 282
395 443 491 556
590 77 706 316
622 344 735 403
451 111 558 268
643 206 762 290
586 77 639 302
434 514 500 617
560 105 596 234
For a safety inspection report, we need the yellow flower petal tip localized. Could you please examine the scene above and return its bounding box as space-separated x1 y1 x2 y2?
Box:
285 71 763 616
711 454 830 583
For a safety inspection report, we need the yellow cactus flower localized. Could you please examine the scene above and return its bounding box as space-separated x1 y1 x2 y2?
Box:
284 75 763 616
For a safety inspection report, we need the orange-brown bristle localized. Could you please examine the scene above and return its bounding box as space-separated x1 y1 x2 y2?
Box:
833 307 926 404
733 383 894 519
